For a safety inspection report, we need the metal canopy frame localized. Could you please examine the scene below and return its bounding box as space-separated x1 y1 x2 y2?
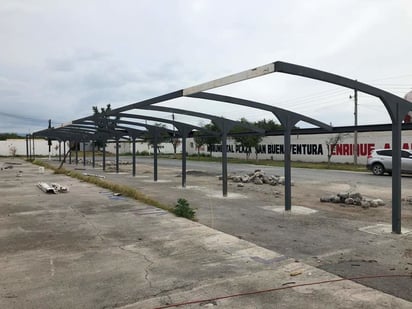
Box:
31 61 412 234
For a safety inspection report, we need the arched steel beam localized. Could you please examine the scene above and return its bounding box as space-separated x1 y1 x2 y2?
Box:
188 92 332 131
183 61 412 234
188 92 332 210
137 106 265 135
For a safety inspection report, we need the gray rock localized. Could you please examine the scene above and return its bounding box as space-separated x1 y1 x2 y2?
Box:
232 176 242 183
241 175 250 183
349 192 363 200
361 200 371 209
262 176 271 184
375 198 385 206
237 183 244 188
253 178 263 185
338 192 350 199
344 197 354 205
320 196 334 202
370 199 385 207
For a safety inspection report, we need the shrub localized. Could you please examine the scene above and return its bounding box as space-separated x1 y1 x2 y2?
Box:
173 198 196 220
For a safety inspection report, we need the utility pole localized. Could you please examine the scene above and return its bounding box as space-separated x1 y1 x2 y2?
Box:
350 87 358 165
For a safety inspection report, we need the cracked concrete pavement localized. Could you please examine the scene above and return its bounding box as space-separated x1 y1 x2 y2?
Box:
0 158 411 308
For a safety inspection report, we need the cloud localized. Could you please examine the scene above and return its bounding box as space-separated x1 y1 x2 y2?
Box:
1 0 412 134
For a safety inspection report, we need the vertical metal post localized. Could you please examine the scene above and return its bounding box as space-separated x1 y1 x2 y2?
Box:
83 142 86 167
75 143 79 165
182 136 187 188
354 88 358 165
153 133 158 182
222 131 228 197
132 138 136 177
69 141 72 164
284 125 292 211
102 143 106 171
63 141 66 163
59 141 62 161
26 135 29 160
92 142 95 168
392 105 402 234
116 138 120 173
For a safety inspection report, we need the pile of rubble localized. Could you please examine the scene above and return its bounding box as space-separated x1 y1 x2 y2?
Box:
228 169 293 186
320 192 385 208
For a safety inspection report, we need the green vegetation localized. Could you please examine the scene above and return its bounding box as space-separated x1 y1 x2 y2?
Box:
0 133 24 140
173 198 196 220
182 155 367 172
230 118 262 160
32 160 172 213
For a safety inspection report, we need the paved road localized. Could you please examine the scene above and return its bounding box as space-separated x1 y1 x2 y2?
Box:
134 156 412 188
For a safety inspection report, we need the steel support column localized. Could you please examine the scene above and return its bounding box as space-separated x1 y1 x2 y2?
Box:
222 132 228 197
153 133 158 182
116 138 120 173
182 136 187 188
26 135 29 160
132 138 136 177
92 142 95 168
83 142 86 167
391 105 402 234
102 144 106 171
284 125 292 211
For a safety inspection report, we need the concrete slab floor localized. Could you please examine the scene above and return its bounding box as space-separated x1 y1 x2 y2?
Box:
0 158 411 308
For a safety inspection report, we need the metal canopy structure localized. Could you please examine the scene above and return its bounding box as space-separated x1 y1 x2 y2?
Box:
31 61 412 234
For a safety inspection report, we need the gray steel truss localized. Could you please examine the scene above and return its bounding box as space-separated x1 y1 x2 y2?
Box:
31 61 412 234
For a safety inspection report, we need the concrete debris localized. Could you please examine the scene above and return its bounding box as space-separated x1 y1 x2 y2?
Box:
37 182 57 194
320 192 385 207
37 182 69 194
229 170 293 187
51 183 69 193
83 173 106 179
402 196 412 205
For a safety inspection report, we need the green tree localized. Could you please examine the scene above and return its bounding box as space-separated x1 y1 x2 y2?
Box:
193 130 207 156
231 118 263 160
254 118 282 131
0 133 23 140
203 121 221 156
92 104 118 150
143 123 170 153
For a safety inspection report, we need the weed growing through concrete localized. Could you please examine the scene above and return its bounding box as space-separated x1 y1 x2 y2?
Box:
173 198 196 220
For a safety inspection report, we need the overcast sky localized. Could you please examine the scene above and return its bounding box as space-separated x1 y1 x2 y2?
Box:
1 0 412 134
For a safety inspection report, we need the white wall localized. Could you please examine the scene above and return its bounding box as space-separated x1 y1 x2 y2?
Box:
0 139 63 156
186 131 412 165
5 131 412 165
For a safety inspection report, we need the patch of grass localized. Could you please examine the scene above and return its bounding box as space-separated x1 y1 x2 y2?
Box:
32 159 172 213
173 198 196 220
184 156 367 172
